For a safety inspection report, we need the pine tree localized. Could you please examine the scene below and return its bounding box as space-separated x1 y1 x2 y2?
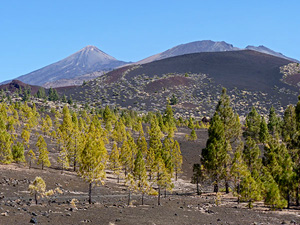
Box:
240 172 260 208
192 164 205 195
12 142 25 163
215 88 241 142
282 105 297 147
21 128 31 148
120 140 133 177
28 176 46 204
267 106 281 136
201 114 227 193
27 149 36 169
78 130 108 204
263 137 296 208
230 141 248 203
189 128 197 141
109 142 122 182
262 169 287 209
244 107 261 141
57 146 69 173
171 140 182 181
243 137 262 174
36 135 50 170
155 155 173 205
133 150 149 205
0 129 13 164
259 117 269 143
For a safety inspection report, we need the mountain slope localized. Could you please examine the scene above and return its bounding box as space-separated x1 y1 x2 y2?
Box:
137 40 240 64
12 46 129 86
246 45 299 62
60 50 297 118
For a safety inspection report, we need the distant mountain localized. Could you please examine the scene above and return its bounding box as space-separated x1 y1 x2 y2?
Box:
137 40 240 64
246 45 299 62
135 40 298 65
9 46 129 87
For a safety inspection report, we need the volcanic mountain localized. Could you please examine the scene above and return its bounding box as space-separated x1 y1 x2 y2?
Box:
136 40 240 64
135 40 298 65
10 46 129 87
59 50 298 118
245 45 299 62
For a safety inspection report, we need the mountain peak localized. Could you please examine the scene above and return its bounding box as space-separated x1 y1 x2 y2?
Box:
136 40 240 64
12 46 129 86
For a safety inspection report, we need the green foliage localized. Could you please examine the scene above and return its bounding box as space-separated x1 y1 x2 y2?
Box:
170 94 177 105
36 87 46 99
189 128 197 141
259 117 269 143
28 176 46 204
0 129 13 164
244 107 261 141
267 106 281 136
48 88 59 101
12 142 25 163
36 135 50 169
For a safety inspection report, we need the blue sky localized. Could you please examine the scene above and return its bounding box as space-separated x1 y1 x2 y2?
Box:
0 0 299 82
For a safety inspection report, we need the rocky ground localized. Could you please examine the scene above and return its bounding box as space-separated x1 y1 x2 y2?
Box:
1 128 300 225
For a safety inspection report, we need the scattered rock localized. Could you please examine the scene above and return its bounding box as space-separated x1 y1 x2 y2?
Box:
1 212 8 216
30 217 37 224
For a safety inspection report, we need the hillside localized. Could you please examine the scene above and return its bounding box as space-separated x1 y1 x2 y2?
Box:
7 46 129 87
0 80 42 95
59 50 298 118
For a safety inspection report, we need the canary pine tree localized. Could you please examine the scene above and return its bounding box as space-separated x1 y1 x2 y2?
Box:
109 142 122 182
78 126 108 204
36 135 50 170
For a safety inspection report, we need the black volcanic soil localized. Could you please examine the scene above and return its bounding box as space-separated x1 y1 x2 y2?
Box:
284 73 300 87
145 76 193 93
1 128 300 225
125 50 294 92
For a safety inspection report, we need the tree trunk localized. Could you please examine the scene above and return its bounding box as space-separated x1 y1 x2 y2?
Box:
88 182 92 204
73 156 76 172
142 192 144 205
225 180 229 194
158 186 161 205
29 160 31 169
214 181 219 193
164 188 167 198
176 170 178 181
73 142 77 172
297 186 299 206
35 193 37 205
237 183 240 204
117 175 120 183
287 192 290 209
196 175 200 195
128 190 131 206
42 162 44 170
